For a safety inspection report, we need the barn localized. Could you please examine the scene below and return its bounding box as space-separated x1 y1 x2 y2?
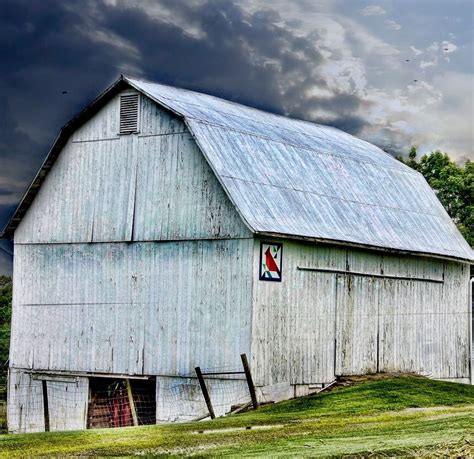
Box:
2 75 473 433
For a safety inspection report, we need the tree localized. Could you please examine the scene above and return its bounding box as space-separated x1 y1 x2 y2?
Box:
397 148 473 247
0 276 12 386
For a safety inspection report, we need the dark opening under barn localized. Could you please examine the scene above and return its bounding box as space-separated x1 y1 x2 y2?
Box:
87 377 156 429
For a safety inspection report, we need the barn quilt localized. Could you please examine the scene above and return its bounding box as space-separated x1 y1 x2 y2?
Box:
259 242 283 281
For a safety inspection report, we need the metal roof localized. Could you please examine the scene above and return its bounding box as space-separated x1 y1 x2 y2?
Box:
3 76 473 262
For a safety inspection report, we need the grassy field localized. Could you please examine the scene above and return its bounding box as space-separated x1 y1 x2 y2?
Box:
0 375 473 457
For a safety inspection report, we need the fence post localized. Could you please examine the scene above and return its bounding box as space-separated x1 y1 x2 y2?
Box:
124 379 138 426
41 380 50 432
195 366 215 419
240 353 258 410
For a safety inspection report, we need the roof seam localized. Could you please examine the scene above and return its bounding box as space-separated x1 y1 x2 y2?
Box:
188 119 418 175
221 175 450 221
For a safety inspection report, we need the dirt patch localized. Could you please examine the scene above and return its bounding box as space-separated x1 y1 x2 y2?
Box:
313 372 424 394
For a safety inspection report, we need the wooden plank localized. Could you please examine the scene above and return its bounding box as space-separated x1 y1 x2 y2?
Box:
124 379 138 426
297 266 444 283
41 380 50 432
241 354 258 410
195 367 215 419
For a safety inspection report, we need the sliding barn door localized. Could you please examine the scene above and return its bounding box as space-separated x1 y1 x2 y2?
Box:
335 274 380 375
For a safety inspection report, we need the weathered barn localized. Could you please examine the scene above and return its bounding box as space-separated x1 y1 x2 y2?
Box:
3 76 473 433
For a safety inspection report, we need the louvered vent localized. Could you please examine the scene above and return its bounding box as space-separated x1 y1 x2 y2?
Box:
119 93 139 134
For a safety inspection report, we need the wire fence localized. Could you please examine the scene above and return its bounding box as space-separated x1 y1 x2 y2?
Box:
3 358 257 434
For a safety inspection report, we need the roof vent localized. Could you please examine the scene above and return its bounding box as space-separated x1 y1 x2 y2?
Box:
119 93 139 134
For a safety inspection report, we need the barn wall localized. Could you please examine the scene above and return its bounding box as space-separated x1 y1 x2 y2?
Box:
156 376 248 422
251 239 471 386
14 91 250 244
7 369 88 433
10 239 253 376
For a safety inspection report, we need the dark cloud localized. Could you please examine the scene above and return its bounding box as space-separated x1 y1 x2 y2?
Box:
0 0 135 232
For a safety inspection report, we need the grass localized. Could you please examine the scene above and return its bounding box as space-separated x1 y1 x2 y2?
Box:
0 383 6 435
0 375 473 457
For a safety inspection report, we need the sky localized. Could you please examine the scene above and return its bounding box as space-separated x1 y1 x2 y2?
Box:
0 0 473 274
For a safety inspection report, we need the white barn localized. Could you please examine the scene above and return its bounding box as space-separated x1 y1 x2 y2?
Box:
3 76 473 433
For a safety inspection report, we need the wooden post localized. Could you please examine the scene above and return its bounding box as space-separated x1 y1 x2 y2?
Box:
41 380 50 432
241 353 258 410
195 366 215 419
124 379 138 426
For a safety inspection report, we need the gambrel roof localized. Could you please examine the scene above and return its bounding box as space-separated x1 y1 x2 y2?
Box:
3 76 473 262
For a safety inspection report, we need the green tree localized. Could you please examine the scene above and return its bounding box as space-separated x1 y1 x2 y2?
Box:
397 148 473 247
0 276 12 386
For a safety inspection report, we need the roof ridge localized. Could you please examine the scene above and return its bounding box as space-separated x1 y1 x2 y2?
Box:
126 77 401 165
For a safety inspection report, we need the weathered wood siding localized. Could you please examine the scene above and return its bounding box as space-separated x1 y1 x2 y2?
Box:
8 369 88 433
251 239 470 386
10 90 253 379
15 91 250 243
10 239 253 375
156 376 248 422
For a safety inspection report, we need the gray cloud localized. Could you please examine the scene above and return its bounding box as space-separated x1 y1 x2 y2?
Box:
359 5 386 16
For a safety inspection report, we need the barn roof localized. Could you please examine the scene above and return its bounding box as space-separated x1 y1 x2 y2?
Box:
2 76 473 262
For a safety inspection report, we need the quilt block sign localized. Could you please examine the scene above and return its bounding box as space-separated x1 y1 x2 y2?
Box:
259 242 283 282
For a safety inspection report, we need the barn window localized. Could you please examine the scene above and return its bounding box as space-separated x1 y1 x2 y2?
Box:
119 93 140 134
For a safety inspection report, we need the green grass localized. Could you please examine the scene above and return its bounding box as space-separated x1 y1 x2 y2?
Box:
0 375 473 457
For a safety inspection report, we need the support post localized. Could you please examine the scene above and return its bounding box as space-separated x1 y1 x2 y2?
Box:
241 353 258 410
41 380 50 432
124 379 138 426
195 366 215 419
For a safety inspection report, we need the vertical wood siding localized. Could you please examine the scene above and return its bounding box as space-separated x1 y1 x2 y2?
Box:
10 239 253 376
7 369 45 433
251 241 345 386
9 90 253 431
14 91 250 244
251 239 470 386
7 369 88 433
156 376 248 422
47 378 89 432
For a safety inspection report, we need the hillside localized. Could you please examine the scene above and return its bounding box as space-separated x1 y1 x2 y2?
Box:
0 375 473 457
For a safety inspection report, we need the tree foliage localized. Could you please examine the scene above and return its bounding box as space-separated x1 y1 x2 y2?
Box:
0 276 12 385
397 147 473 247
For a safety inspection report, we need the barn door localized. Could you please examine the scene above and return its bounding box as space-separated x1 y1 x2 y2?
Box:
335 274 380 375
